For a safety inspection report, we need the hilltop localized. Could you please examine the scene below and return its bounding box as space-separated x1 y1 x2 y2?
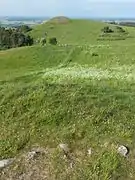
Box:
48 16 71 24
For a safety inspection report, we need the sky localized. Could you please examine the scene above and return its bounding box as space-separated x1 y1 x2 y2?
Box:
0 0 135 18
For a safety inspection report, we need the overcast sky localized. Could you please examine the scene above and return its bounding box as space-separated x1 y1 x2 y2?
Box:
0 0 135 18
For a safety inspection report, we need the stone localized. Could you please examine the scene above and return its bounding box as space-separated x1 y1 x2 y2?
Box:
27 148 46 160
88 148 92 155
118 145 129 157
0 158 14 169
27 151 38 160
59 144 70 154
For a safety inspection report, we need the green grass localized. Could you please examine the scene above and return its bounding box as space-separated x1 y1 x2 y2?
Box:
0 45 71 81
29 19 107 44
1 19 135 179
29 18 135 45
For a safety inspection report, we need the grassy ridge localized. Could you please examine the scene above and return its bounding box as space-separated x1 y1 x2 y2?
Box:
0 46 71 81
29 19 106 44
1 19 135 179
29 18 135 45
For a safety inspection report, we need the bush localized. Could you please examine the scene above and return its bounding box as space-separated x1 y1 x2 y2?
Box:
102 26 114 33
92 52 98 56
49 37 57 45
50 26 54 29
116 26 125 33
40 38 46 46
17 25 32 33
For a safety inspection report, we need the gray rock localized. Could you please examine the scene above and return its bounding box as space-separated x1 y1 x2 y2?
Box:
0 158 14 169
118 145 129 157
88 148 92 155
27 147 47 160
27 151 38 160
59 144 70 154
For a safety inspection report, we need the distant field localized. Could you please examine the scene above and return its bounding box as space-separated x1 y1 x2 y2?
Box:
0 17 46 27
1 19 135 179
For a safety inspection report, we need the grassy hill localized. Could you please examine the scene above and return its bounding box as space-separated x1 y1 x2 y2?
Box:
29 17 134 45
29 18 107 44
1 19 135 179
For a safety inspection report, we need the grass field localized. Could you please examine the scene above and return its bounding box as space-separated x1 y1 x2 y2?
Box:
1 18 135 179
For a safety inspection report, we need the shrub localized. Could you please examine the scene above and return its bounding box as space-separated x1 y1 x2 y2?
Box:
102 26 114 33
116 26 125 33
49 37 57 45
17 25 32 33
92 52 98 56
50 26 54 29
40 38 46 46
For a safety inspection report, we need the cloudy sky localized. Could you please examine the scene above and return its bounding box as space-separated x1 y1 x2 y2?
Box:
0 0 134 18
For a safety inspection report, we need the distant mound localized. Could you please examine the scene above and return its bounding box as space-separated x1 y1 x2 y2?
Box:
48 16 71 24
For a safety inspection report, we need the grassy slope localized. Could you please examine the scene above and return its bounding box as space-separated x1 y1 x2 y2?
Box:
1 20 135 179
0 46 71 81
29 19 106 44
29 19 135 45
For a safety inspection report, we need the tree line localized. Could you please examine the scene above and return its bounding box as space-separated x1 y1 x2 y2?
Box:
0 25 33 50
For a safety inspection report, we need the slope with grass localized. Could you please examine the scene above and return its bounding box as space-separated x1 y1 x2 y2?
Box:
29 18 106 44
1 19 135 179
29 16 135 45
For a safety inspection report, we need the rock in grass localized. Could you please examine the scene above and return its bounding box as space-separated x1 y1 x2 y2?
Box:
0 158 14 169
27 151 38 160
118 145 129 157
88 148 92 155
59 144 70 154
27 148 47 160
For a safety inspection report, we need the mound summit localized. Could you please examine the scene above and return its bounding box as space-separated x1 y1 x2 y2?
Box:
48 16 71 24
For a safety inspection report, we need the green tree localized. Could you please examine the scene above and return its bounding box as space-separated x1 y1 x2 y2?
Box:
17 25 32 33
0 27 34 50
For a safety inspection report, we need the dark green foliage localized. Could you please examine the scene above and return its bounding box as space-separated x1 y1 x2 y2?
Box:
25 35 34 46
17 25 32 33
102 26 114 33
50 26 54 29
40 38 46 46
116 26 126 33
0 27 33 50
92 52 98 56
49 37 57 45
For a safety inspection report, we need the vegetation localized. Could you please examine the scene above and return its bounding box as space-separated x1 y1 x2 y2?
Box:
1 18 135 179
98 25 128 41
49 37 57 45
29 19 107 44
101 26 114 33
115 26 126 33
40 37 46 46
0 26 33 50
17 25 32 33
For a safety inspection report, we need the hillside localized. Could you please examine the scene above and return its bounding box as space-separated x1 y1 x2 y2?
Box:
29 17 135 46
29 18 107 44
1 19 135 179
